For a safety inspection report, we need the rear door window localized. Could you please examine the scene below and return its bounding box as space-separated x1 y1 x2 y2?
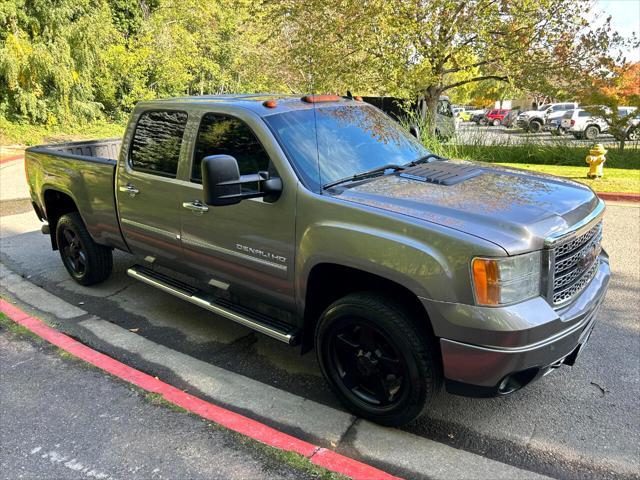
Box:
129 110 188 178
191 113 271 183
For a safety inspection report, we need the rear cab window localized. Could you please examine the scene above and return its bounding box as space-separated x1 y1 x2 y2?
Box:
129 110 188 178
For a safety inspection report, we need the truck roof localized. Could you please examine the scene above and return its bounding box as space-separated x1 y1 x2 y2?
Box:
141 94 357 116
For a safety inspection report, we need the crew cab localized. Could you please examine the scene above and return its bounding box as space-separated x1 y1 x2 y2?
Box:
25 94 610 426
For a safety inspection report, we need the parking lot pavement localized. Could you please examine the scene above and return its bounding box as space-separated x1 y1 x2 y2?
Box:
0 329 329 480
0 202 638 479
456 123 639 147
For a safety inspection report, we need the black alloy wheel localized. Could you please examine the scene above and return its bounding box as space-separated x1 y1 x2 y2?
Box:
55 212 113 285
315 292 440 426
328 319 408 409
59 225 87 277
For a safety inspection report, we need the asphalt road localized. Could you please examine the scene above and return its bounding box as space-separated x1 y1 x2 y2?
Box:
0 329 323 480
0 196 638 479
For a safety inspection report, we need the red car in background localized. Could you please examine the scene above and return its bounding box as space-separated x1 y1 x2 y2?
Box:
483 109 511 126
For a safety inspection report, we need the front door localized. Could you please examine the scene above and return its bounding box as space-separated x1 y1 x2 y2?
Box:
117 109 189 268
179 110 296 311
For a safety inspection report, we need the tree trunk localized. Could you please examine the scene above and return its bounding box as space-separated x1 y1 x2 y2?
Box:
421 86 441 136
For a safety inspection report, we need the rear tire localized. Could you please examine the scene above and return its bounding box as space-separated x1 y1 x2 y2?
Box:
584 125 600 140
492 119 501 127
56 212 113 286
315 292 440 426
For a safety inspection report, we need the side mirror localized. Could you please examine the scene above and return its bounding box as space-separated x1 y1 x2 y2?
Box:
201 155 282 207
409 125 420 139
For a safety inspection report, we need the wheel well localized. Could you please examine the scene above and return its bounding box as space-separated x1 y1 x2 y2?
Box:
301 263 434 353
43 190 79 250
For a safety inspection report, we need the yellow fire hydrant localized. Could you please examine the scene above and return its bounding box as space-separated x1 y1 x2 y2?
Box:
586 144 607 178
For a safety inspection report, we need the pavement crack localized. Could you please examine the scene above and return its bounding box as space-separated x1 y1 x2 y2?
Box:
104 283 133 299
308 446 322 459
334 417 359 450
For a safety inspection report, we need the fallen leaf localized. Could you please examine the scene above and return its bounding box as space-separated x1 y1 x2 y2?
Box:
129 328 139 333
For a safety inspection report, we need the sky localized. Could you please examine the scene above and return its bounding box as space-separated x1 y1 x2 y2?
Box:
595 0 640 61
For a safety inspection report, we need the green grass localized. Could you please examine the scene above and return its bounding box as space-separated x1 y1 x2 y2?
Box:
1 118 126 146
0 311 44 342
487 163 640 193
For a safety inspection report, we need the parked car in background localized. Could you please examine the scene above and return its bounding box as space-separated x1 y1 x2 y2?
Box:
501 109 520 128
517 102 578 132
618 107 639 141
362 95 457 140
453 107 472 122
471 109 490 124
561 108 609 140
484 109 510 126
544 109 569 136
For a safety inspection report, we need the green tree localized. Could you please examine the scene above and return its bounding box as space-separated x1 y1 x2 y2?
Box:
0 0 115 124
263 0 632 133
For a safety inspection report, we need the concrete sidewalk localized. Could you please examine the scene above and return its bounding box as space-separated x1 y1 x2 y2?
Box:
0 328 332 480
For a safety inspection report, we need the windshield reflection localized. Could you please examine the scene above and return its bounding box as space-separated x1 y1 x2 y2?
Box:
265 104 428 190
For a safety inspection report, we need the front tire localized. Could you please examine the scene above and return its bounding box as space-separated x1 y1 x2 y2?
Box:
492 119 501 127
315 292 440 426
529 120 542 133
56 212 113 286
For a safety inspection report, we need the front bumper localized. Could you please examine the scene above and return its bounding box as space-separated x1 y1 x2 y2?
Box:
421 253 610 397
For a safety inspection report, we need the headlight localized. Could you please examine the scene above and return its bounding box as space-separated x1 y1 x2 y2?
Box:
471 252 541 306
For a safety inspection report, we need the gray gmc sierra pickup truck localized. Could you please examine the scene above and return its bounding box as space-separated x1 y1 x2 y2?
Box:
25 94 610 426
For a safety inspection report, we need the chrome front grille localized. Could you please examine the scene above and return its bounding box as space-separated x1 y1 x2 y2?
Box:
550 221 602 306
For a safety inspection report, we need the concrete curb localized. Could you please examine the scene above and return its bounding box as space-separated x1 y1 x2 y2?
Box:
0 299 399 480
598 192 640 203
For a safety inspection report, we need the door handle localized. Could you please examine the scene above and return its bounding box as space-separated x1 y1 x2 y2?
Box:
119 183 140 197
182 200 209 214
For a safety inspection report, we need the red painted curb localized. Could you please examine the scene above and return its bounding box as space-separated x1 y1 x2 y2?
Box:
0 299 400 480
0 153 24 164
598 192 640 203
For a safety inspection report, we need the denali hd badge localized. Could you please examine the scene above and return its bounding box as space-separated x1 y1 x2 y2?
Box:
236 244 287 264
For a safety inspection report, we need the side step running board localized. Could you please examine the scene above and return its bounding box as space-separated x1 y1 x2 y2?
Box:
127 265 298 345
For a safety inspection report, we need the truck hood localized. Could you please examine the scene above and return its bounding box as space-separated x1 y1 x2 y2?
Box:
331 160 601 254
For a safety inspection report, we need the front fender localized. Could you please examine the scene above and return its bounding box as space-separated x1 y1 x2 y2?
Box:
297 220 451 304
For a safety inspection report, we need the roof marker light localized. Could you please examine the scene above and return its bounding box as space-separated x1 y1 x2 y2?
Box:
301 95 342 103
263 100 277 108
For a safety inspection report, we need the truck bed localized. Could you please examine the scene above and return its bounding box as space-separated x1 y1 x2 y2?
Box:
25 138 128 252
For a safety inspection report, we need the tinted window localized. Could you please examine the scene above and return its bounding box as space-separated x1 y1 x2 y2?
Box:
265 104 428 189
192 113 270 182
578 111 591 117
130 110 187 177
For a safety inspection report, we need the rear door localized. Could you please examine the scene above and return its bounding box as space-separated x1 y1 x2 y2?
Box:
117 109 190 268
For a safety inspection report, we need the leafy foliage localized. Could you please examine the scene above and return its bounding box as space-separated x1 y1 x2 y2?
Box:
0 0 636 129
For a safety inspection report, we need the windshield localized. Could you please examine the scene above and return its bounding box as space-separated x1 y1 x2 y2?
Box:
264 104 428 190
537 104 550 111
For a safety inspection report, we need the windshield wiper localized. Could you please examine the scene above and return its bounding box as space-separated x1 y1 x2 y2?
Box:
322 163 406 189
405 153 444 167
